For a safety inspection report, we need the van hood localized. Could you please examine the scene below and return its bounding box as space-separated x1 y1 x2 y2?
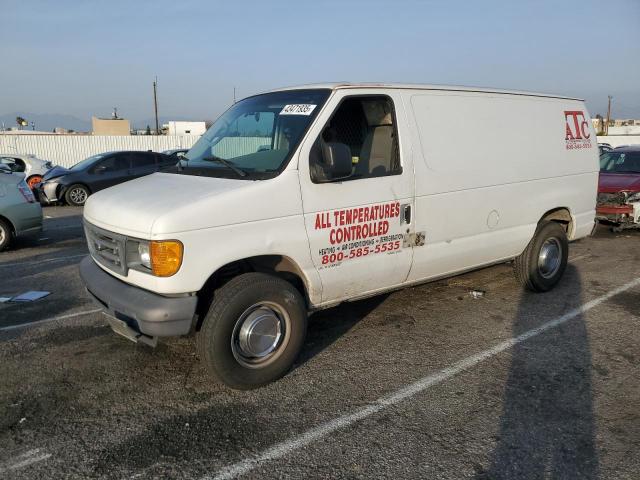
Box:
598 172 640 193
83 171 301 237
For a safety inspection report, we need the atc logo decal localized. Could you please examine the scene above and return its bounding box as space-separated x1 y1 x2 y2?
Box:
564 110 592 150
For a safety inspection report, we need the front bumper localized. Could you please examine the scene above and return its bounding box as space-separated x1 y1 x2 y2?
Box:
35 182 60 204
596 204 639 226
79 256 198 338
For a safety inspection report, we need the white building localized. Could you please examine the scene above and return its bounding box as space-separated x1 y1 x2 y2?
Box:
164 121 206 136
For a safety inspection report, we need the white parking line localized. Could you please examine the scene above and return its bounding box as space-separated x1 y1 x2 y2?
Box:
0 308 102 332
206 276 640 480
0 448 51 474
0 253 87 269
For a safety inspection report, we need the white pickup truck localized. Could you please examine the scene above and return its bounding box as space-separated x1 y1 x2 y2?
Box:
80 83 599 389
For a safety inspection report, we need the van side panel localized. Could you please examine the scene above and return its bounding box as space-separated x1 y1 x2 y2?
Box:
404 91 598 282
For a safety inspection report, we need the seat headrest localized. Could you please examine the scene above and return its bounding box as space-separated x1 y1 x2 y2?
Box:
362 100 393 126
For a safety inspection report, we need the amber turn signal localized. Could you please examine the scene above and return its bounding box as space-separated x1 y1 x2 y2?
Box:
150 240 183 277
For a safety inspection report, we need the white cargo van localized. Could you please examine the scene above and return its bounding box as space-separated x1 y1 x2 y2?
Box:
80 83 599 389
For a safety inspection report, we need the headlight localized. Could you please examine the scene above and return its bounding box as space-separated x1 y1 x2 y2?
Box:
126 239 183 277
138 242 151 268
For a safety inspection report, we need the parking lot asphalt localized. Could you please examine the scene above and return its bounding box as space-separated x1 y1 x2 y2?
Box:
0 209 639 479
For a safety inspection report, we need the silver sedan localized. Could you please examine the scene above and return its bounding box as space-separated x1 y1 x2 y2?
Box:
0 153 54 189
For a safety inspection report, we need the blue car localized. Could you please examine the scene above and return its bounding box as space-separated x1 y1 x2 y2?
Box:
0 166 42 251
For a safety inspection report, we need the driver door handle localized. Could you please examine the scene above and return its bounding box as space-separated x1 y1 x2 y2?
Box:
401 204 411 225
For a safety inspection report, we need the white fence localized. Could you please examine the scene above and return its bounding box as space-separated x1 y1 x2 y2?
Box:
0 135 201 167
213 137 271 157
6 133 637 168
597 135 640 148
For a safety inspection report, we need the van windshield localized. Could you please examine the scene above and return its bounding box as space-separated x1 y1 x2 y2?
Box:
177 89 330 179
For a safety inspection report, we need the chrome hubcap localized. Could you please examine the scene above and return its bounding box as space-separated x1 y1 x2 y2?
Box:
538 237 562 279
0 226 5 244
70 188 87 204
231 302 288 368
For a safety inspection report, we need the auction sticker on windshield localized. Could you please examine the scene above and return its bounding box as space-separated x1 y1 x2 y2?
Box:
280 104 317 115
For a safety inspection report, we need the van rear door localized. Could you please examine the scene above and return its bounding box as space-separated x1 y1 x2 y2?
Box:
298 90 415 304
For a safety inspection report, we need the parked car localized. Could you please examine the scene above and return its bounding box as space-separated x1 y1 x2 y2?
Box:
596 146 640 230
79 83 598 389
162 148 189 158
0 167 43 251
0 153 53 189
36 150 177 206
598 143 612 155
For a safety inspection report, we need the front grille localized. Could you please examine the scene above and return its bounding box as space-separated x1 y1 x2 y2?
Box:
84 221 127 275
597 192 627 205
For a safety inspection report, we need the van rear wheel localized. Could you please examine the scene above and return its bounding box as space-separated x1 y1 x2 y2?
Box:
197 272 307 390
513 221 568 292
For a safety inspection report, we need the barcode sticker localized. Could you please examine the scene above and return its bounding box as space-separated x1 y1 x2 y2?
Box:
280 104 317 115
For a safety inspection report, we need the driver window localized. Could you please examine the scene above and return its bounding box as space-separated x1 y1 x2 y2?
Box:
93 155 130 173
311 96 401 182
1 157 24 172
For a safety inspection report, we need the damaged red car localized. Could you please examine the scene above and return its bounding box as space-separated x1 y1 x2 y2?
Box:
597 146 640 230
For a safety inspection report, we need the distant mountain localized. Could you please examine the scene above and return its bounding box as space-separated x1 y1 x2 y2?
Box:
0 112 92 132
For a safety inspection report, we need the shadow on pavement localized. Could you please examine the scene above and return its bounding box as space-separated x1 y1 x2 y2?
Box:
294 294 388 368
478 265 599 479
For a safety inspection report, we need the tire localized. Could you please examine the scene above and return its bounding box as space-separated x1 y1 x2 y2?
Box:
64 184 90 206
0 218 14 252
514 221 568 292
26 175 42 190
197 272 307 390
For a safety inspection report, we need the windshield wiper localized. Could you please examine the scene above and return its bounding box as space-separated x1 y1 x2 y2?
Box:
202 156 248 177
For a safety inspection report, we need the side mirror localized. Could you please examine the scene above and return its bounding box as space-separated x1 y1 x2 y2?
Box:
95 165 107 174
320 142 353 181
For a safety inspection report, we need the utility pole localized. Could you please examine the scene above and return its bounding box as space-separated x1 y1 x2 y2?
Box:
605 95 612 135
233 86 236 104
153 77 160 135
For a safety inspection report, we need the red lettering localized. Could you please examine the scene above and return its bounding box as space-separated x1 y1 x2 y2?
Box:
565 110 589 141
565 123 575 141
581 119 590 139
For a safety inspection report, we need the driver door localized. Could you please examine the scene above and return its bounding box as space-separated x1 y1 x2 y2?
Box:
90 153 132 191
298 90 415 304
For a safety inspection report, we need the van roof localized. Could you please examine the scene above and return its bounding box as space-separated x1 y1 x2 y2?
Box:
267 82 583 101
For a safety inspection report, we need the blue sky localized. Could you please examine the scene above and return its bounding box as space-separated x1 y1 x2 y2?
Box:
1 0 639 125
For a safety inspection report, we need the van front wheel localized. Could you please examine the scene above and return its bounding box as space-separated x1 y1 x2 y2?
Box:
514 221 568 292
197 272 307 390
